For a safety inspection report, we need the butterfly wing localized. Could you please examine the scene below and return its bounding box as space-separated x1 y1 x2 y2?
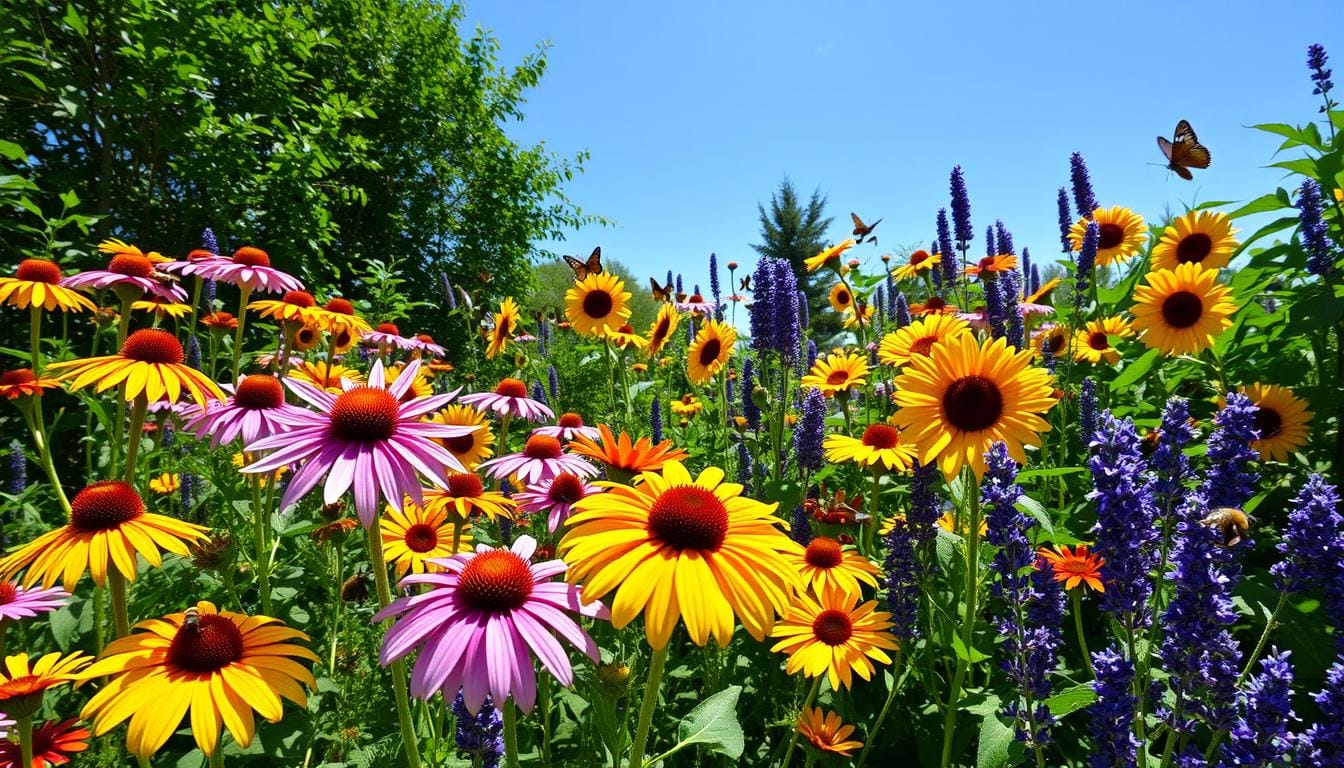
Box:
1173 120 1198 144
563 255 589 280
740 276 751 291
850 212 866 235
1172 164 1194 181
586 246 603 276
1164 120 1211 179
1157 136 1175 161
649 278 670 301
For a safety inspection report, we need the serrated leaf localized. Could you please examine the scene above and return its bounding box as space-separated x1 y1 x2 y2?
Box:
673 685 744 759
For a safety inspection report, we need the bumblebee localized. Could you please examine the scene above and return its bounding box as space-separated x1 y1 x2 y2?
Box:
1200 507 1253 547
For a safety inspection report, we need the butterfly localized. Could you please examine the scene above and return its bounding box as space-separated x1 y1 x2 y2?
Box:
649 277 673 302
851 212 883 244
739 276 751 291
1157 120 1211 180
478 269 494 284
563 247 603 280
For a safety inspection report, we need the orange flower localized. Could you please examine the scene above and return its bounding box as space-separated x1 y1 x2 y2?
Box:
0 369 60 400
568 424 688 481
1036 545 1105 592
965 254 1018 277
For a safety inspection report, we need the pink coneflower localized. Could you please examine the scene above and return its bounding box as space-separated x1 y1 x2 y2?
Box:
513 472 600 532
375 535 609 712
459 378 555 422
410 334 447 357
184 374 307 447
675 293 716 315
176 246 303 294
363 322 420 352
146 400 196 422
254 351 306 369
60 252 185 302
514 333 538 343
477 435 598 486
0 713 12 740
241 359 477 527
0 581 69 622
1018 301 1055 319
532 412 601 442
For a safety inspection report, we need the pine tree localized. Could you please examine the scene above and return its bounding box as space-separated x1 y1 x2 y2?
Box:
749 178 840 338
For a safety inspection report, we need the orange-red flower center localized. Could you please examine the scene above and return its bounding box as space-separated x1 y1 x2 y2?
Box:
457 550 533 612
942 375 1003 433
446 473 484 498
108 253 154 278
167 614 244 672
557 412 584 428
324 297 355 315
812 609 854 645
282 291 315 307
187 249 216 262
329 387 399 442
0 583 17 605
582 289 614 319
120 329 185 365
0 369 37 386
548 472 587 505
494 378 528 398
232 247 271 267
861 424 901 449
15 259 62 284
647 485 729 552
69 481 144 532
376 322 401 336
909 336 938 357
689 294 705 303
416 334 435 344
523 435 563 460
235 375 285 410
977 256 998 272
403 523 439 553
1161 291 1203 329
826 370 850 386
804 537 844 568
924 297 946 311
1177 233 1213 263
910 250 930 265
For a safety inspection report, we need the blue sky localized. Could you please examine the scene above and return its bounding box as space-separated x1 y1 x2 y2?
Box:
468 1 1341 295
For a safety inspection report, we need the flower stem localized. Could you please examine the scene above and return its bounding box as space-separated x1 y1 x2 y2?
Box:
541 674 553 767
19 717 33 768
856 650 904 768
109 568 131 638
124 396 149 485
627 645 668 768
941 471 982 768
111 294 135 474
1202 592 1291 760
20 402 71 515
328 541 344 671
231 286 252 384
251 475 273 616
780 676 822 767
367 526 423 768
1072 590 1094 678
503 698 521 768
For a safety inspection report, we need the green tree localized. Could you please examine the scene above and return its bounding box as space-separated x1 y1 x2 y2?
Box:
749 177 840 338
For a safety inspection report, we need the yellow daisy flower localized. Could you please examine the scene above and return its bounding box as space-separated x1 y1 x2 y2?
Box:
1131 263 1234 356
800 352 868 397
1069 206 1147 266
1151 210 1239 272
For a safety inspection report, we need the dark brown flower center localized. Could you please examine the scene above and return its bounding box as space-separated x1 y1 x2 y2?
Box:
404 523 439 553
558 412 584 428
647 485 729 552
651 318 671 347
167 614 244 673
446 472 485 498
15 259 62 284
1046 332 1067 355
495 378 528 398
446 433 478 456
523 435 563 460
861 424 901 449
1088 332 1111 351
70 481 144 532
121 329 185 364
329 387 399 442
458 550 534 612
1161 291 1204 329
925 297 946 311
235 375 285 409
232 247 271 267
835 289 851 306
1253 406 1283 439
812 608 854 645
1176 233 1213 264
942 375 1004 432
548 472 587 504
804 537 844 568
582 289 614 319
698 339 722 366
1098 223 1124 250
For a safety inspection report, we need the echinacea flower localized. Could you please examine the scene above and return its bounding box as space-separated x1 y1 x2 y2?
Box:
669 394 704 417
248 289 320 326
1072 316 1133 365
560 460 801 649
675 293 715 316
200 311 239 331
185 374 305 447
770 588 898 690
893 334 1056 479
0 582 69 623
788 536 882 602
376 535 609 712
0 717 89 767
410 334 447 357
686 319 737 385
421 473 516 524
1069 206 1147 266
795 707 864 757
241 359 476 526
644 303 681 359
1036 545 1105 592
430 405 495 469
312 297 371 351
804 240 856 273
824 423 920 473
80 601 317 757
909 296 959 316
514 471 599 532
459 378 555 423
0 481 208 590
890 249 941 281
1151 210 1239 272
0 653 91 719
363 322 419 352
1131 263 1235 356
800 352 868 397
0 260 96 313
0 370 59 400
174 246 302 294
533 412 601 442
46 329 224 406
380 498 474 576
565 273 632 338
60 251 185 302
568 424 688 482
477 435 598 486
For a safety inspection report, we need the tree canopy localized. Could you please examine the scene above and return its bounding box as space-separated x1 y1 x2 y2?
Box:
750 177 840 338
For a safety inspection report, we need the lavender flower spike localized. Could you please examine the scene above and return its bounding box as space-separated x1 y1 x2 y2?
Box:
937 207 958 285
949 166 973 247
1299 178 1336 276
995 220 1015 255
1296 655 1344 765
1198 392 1260 510
1057 187 1074 254
1070 152 1099 219
793 388 826 472
1089 648 1140 768
1220 650 1296 767
1308 43 1334 104
1076 220 1099 305
1088 412 1156 625
1271 474 1343 594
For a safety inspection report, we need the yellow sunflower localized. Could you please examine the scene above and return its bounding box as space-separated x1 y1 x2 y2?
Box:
1151 210 1239 272
770 588 898 690
909 296 959 316
0 259 96 313
606 323 648 351
787 536 882 602
565 273 632 338
937 511 987 537
46 329 224 406
429 404 495 469
0 652 91 719
842 303 874 328
892 334 1056 479
0 480 209 590
1072 316 1133 365
804 240 856 273
385 363 433 401
823 422 919 472
80 601 317 758
890 249 941 281
686 319 737 385
1069 206 1147 266
421 472 515 524
1030 324 1070 361
796 707 865 757
828 283 855 312
149 473 179 494
1239 383 1313 462
1025 277 1062 306
559 460 802 650
1131 263 1234 356
877 314 971 368
380 499 474 575
800 352 868 397
645 303 681 359
288 360 363 394
486 297 521 359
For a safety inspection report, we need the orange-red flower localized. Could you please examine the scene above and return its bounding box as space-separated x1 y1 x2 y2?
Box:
1036 545 1105 592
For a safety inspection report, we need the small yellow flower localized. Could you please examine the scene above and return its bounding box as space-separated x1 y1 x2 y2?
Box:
148 473 179 494
804 240 856 273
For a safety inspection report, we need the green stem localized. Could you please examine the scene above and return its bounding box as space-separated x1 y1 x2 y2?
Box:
941 470 982 768
94 585 105 653
1203 593 1291 760
368 527 423 768
19 717 33 768
603 337 618 418
21 402 72 515
541 673 553 767
111 293 135 475
1126 624 1148 765
328 541 344 671
187 276 204 344
109 568 131 638
780 676 823 768
627 646 669 768
209 740 225 768
124 396 149 485
29 305 43 372
503 698 521 768
1072 590 1094 678
0 620 8 658
251 476 273 616
231 286 252 384
856 650 904 768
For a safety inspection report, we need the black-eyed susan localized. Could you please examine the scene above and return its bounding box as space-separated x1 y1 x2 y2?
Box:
420 472 515 524
893 334 1056 479
788 536 881 602
380 498 473 575
890 249 941 281
565 273 631 338
965 254 1018 278
1030 324 1070 360
559 460 801 650
1073 316 1133 365
80 601 317 758
645 303 680 359
909 296 959 316
288 322 322 352
0 717 89 765
686 319 737 385
1151 210 1239 272
824 422 919 472
486 297 521 359
1069 206 1147 266
828 283 855 312
131 296 192 320
0 260 96 313
796 707 864 757
0 480 209 590
769 589 898 690
429 404 495 469
605 323 648 351
0 652 91 719
46 329 223 406
1036 545 1105 592
669 394 704 416
804 240 856 273
148 473 179 494
800 352 868 397
1239 383 1313 462
288 360 363 394
877 314 970 368
1131 263 1234 356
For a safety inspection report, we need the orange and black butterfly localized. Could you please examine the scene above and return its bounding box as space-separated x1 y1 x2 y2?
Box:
649 277 672 302
563 247 602 280
1157 120 1211 180
739 276 751 291
851 212 882 244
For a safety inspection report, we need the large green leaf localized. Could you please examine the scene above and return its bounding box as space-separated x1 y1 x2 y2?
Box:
976 713 1025 768
672 685 745 760
1044 684 1097 718
1110 348 1160 392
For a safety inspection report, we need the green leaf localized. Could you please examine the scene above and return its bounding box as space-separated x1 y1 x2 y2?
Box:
673 685 745 759
976 713 1024 768
1016 467 1085 482
952 634 992 664
1110 348 1160 392
1044 684 1097 718
1228 192 1291 219
62 4 88 35
1015 495 1053 534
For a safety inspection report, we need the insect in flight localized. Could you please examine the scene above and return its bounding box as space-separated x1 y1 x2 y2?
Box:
851 212 883 244
1199 506 1252 548
739 276 751 291
649 277 672 302
563 247 603 280
1157 120 1211 180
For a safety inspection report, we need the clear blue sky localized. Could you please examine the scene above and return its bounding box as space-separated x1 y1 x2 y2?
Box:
468 1 1342 295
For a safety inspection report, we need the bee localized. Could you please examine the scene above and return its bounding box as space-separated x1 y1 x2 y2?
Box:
1200 507 1253 547
184 606 200 631
149 269 180 285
